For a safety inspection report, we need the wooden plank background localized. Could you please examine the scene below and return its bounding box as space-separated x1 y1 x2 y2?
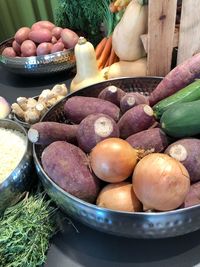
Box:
147 0 177 76
177 0 200 64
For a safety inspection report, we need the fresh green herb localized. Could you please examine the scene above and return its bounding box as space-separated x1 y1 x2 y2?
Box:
55 0 116 46
0 193 57 267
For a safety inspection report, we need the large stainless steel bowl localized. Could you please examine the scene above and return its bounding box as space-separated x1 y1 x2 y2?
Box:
0 119 33 213
33 77 200 239
0 38 75 75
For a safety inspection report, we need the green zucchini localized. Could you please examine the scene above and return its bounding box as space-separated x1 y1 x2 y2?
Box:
161 100 200 138
153 79 200 119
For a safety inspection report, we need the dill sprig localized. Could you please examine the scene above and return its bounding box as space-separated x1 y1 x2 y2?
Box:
0 193 57 267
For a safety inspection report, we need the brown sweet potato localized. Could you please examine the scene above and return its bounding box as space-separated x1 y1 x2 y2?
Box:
118 104 155 139
183 181 200 208
120 92 149 113
41 141 100 203
28 121 78 145
126 128 168 152
77 113 119 153
164 138 200 183
64 96 120 123
98 85 126 106
149 52 200 106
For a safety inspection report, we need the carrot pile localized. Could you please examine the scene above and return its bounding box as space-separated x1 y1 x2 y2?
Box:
95 35 119 70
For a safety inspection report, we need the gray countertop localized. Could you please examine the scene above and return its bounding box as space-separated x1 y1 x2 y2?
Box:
1 65 200 267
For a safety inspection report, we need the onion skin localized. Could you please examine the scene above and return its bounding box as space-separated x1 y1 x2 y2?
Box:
132 153 190 211
90 138 138 183
96 182 142 212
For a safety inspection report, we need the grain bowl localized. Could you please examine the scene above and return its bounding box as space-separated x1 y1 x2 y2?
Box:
0 119 33 213
33 77 200 239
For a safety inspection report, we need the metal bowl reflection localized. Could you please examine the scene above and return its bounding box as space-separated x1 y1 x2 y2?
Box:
0 119 33 213
0 38 76 75
33 77 200 239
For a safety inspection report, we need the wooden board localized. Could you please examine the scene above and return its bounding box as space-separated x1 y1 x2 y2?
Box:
177 0 200 65
147 0 177 76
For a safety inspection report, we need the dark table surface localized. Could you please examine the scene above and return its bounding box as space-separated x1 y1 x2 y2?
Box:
1 65 200 267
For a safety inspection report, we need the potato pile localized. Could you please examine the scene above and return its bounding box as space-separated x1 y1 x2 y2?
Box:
2 20 79 57
28 85 199 213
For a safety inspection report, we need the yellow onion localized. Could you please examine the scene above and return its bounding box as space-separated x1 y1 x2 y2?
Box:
90 138 138 183
132 153 190 211
96 182 142 212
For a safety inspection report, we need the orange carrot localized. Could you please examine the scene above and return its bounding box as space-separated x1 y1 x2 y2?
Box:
109 2 118 13
97 36 112 69
95 37 107 59
108 47 116 66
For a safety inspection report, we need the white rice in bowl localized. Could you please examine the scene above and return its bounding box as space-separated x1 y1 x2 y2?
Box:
0 127 27 183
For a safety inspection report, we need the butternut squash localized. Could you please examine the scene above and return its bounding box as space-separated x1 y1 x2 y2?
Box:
70 37 105 92
112 0 148 61
102 57 147 79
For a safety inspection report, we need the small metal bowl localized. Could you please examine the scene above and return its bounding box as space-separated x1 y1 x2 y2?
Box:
0 119 33 213
0 38 76 75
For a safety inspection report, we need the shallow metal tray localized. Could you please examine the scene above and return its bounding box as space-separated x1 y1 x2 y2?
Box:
0 38 75 75
33 77 200 239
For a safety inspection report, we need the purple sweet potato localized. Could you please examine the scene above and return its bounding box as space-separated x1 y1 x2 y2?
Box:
64 96 120 123
41 141 100 203
164 138 200 183
149 52 200 106
98 85 126 106
28 121 78 145
183 181 200 208
120 92 149 113
77 113 119 153
118 104 155 139
126 128 168 152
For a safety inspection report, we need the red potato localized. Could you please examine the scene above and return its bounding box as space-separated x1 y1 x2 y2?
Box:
96 182 142 212
118 104 155 139
41 141 100 203
29 29 52 44
31 20 55 31
51 36 57 44
2 47 16 57
126 128 168 153
98 86 126 106
61 28 79 48
51 42 65 53
52 27 63 39
28 121 78 145
64 96 120 124
14 27 31 44
183 181 200 208
164 138 200 183
149 52 200 106
21 40 36 57
77 113 119 153
36 42 53 56
120 92 149 113
12 40 21 55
